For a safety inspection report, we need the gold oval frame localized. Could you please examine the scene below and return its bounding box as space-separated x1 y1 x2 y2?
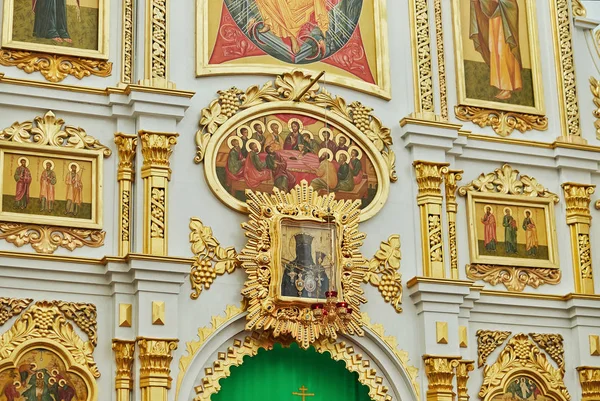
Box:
204 101 390 221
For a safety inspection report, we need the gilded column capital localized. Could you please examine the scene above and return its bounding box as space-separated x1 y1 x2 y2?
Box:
137 337 179 391
113 339 136 392
139 131 179 179
443 169 463 207
577 366 600 401
562 182 595 223
114 133 138 181
443 169 463 279
423 355 461 401
455 360 474 401
413 161 450 200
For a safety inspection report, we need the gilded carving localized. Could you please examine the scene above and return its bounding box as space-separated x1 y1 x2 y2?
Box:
456 360 475 401
113 339 135 401
189 218 238 299
480 334 569 401
590 77 600 139
365 235 403 313
434 0 448 120
428 215 443 262
572 0 587 18
455 105 548 137
476 330 511 368
121 0 135 84
444 170 463 279
563 183 595 217
409 0 434 115
414 161 449 197
121 190 131 242
141 0 173 88
577 366 600 401
0 50 112 83
529 333 565 374
55 301 98 347
240 180 367 349
0 298 32 326
115 134 138 178
0 223 106 254
150 188 166 238
423 355 461 401
137 337 179 401
466 265 561 292
139 132 178 170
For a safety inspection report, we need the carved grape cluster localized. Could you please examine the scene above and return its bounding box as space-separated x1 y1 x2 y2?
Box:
349 101 372 132
513 340 531 360
191 259 218 289
379 273 401 303
33 309 55 335
218 89 242 117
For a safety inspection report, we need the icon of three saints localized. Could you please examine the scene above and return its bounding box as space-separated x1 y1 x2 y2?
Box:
481 206 539 257
14 157 84 215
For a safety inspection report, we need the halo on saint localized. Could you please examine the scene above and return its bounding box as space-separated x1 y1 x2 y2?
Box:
68 162 81 173
267 120 283 133
17 157 30 167
250 120 266 133
318 148 334 161
336 132 350 145
301 130 314 139
483 204 494 214
227 136 242 149
523 208 533 216
288 118 304 132
42 159 55 169
503 207 512 215
236 125 252 138
336 150 350 162
246 139 262 153
319 127 334 142
348 145 363 160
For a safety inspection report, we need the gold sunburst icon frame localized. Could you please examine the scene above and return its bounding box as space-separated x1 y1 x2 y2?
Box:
239 180 368 349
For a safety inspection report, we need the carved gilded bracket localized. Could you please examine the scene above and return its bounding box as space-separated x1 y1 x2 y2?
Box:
365 235 403 313
476 329 511 368
455 105 548 137
0 297 32 326
529 333 565 375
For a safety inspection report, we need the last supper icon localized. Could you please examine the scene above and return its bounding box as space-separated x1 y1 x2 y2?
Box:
279 219 337 301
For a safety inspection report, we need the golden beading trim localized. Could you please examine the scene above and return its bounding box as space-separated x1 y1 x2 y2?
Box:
137 337 179 401
422 355 461 401
189 218 238 299
0 50 112 83
365 235 403 313
121 0 134 84
476 330 511 368
466 264 561 292
0 297 32 326
590 77 600 139
140 0 174 88
433 0 447 120
409 0 434 114
458 164 559 202
577 366 600 401
529 333 565 374
551 0 583 141
572 0 587 17
0 300 99 377
240 180 367 348
115 133 137 256
480 334 569 401
456 360 475 401
194 333 392 401
444 170 463 279
455 105 548 137
0 223 106 254
112 339 135 401
195 70 397 183
1 110 112 156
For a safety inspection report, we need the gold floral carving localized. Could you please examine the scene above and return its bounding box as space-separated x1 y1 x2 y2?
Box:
240 180 367 349
115 133 137 256
115 134 138 178
590 77 600 139
0 111 112 156
194 333 392 401
444 170 463 279
458 164 559 202
137 337 179 401
189 218 238 299
434 0 448 120
0 50 112 83
55 301 98 347
476 330 511 368
0 298 32 326
113 339 136 401
551 0 583 141
140 0 174 88
479 334 569 401
0 223 106 254
577 366 600 401
139 131 178 170
455 105 548 137
121 0 134 84
414 161 449 197
0 301 100 377
529 333 565 374
563 183 595 217
456 360 475 401
423 355 461 401
195 70 397 183
409 0 434 115
365 235 403 313
466 264 561 292
150 188 166 238
572 0 587 18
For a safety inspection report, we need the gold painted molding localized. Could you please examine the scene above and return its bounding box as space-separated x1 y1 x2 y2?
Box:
436 322 448 344
476 330 511 368
590 335 600 356
365 235 403 313
444 170 463 279
529 333 565 374
139 131 178 256
189 218 238 299
563 183 596 294
466 264 561 292
0 50 112 83
590 77 600 139
115 133 138 256
422 355 461 401
414 161 449 278
140 0 174 88
137 337 179 401
113 339 136 401
577 366 600 401
455 105 548 137
0 297 32 326
119 303 133 327
152 301 165 325
0 223 105 254
455 360 474 401
121 0 135 84
408 0 434 117
433 0 448 120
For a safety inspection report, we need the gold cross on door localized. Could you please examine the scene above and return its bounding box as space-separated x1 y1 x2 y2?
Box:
292 385 315 401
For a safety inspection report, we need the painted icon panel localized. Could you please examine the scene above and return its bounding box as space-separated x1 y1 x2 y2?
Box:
490 376 553 401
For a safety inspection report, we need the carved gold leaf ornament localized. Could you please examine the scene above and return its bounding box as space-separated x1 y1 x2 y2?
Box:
590 77 600 139
55 302 98 347
466 265 561 292
0 223 106 254
0 50 113 83
529 333 565 374
455 105 548 137
476 330 511 368
189 218 239 299
365 235 403 313
479 334 569 401
577 366 600 401
112 339 136 401
456 360 475 401
239 180 367 349
0 298 33 326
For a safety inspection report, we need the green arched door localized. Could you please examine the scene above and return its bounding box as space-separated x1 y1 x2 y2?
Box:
212 343 373 401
